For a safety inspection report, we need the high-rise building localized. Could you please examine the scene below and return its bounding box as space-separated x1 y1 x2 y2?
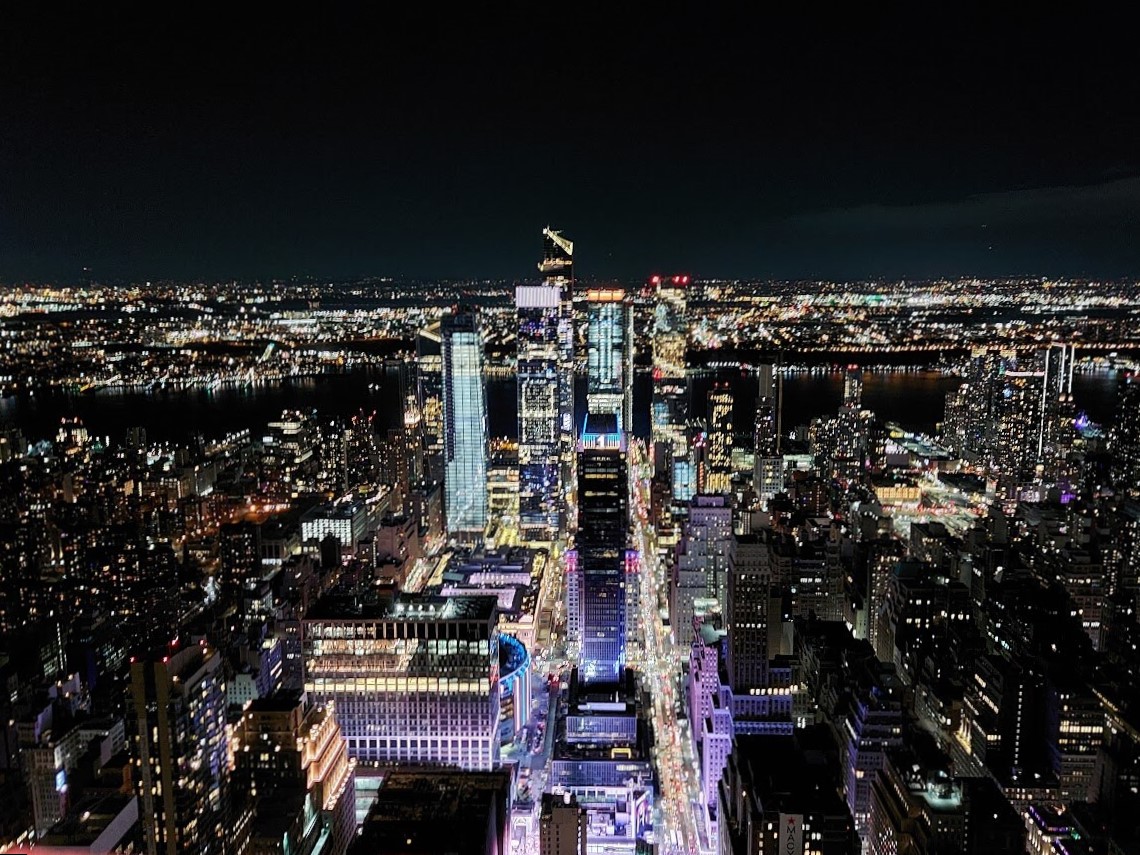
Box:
727 533 771 692
651 275 690 502
1110 371 1140 498
753 363 783 508
517 283 563 542
584 289 633 433
718 728 860 854
129 644 230 855
442 312 489 539
303 592 500 770
867 743 1025 855
843 659 906 839
944 346 1077 498
706 383 734 494
833 366 866 482
576 414 630 684
538 227 577 474
233 693 356 855
416 322 445 483
540 792 588 855
671 495 734 646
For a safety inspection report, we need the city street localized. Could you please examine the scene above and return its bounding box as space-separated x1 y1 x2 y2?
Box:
628 439 711 855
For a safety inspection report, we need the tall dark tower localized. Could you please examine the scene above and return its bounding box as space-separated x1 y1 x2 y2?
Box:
576 414 630 684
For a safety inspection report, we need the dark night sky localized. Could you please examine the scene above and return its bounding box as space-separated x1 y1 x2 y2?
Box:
2 8 1139 282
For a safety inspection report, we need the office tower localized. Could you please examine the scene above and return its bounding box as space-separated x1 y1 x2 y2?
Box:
727 534 771 692
672 495 734 646
316 416 349 494
233 693 355 855
345 409 381 487
843 659 906 839
1047 677 1104 802
540 792 588 855
351 769 512 855
843 365 863 408
538 227 577 471
517 283 563 542
129 645 229 855
651 275 691 500
963 653 1053 788
833 366 866 482
548 670 655 851
584 288 633 433
264 410 318 498
441 311 489 539
416 322 445 482
946 346 1077 496
1058 548 1105 651
718 728 860 855
867 744 1025 855
753 363 783 508
303 592 500 770
576 415 630 683
1110 371 1140 498
706 382 734 494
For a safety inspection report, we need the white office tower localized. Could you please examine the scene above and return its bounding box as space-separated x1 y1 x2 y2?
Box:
304 593 500 770
584 288 633 433
441 311 488 540
671 495 734 646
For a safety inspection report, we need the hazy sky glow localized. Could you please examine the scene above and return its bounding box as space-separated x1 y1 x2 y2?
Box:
2 9 1138 282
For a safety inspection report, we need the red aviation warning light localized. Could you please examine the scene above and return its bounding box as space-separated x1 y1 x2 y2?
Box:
650 275 661 285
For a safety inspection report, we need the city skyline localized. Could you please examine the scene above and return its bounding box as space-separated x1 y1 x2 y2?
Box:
4 8 1140 854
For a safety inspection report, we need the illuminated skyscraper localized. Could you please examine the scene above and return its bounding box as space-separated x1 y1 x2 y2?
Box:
1111 372 1140 498
441 312 488 539
584 288 633 433
651 275 691 506
129 645 229 855
576 414 630 684
416 322 444 482
303 593 500 770
706 382 734 494
232 693 355 855
517 283 563 541
538 227 577 471
753 363 784 507
945 345 1077 497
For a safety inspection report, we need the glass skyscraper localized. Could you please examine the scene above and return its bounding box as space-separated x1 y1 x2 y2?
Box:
705 382 734 494
576 414 629 684
585 289 633 433
516 283 562 541
442 312 488 538
538 227 577 474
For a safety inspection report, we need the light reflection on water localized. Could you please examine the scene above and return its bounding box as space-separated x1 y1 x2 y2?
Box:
0 367 1123 444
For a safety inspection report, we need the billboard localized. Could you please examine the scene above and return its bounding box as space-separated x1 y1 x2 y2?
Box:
778 813 803 854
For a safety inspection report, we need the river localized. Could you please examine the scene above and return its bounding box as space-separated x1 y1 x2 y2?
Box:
0 367 1124 444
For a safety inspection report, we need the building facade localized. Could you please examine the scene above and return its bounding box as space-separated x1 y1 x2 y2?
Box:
303 593 500 770
442 312 489 539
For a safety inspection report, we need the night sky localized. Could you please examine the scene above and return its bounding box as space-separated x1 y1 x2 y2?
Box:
3 8 1139 282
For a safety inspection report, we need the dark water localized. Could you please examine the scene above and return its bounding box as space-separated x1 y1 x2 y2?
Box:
0 367 1124 444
